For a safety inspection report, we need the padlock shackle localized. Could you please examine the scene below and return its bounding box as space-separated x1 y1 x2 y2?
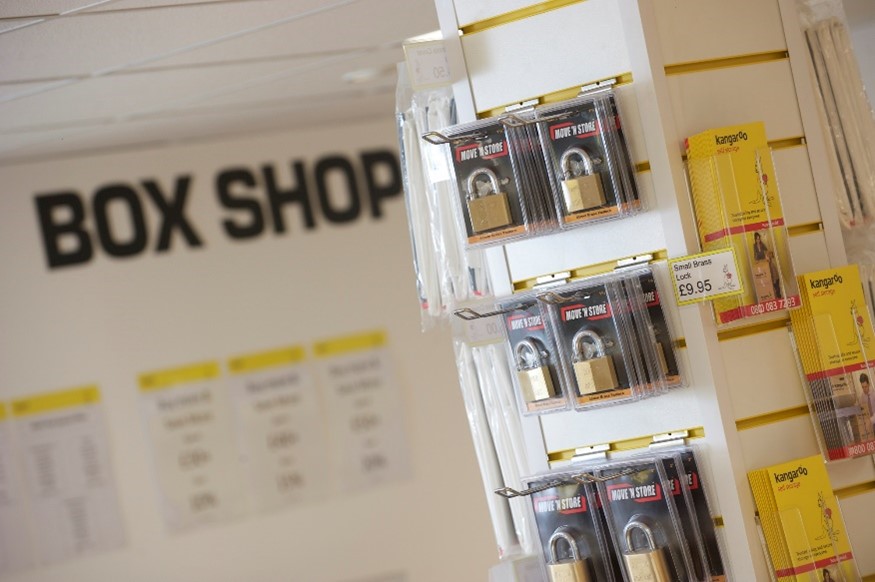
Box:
560 146 596 179
549 529 582 562
623 520 658 553
466 167 501 200
572 328 607 360
515 337 545 370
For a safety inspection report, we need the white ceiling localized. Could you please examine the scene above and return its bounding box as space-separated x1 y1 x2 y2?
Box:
0 0 439 165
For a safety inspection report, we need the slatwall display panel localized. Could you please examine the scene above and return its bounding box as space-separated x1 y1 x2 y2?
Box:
836 493 875 576
721 329 805 420
773 146 822 227
826 457 875 490
540 385 703 455
787 231 832 274
461 0 628 113
615 84 648 165
666 60 804 143
452 0 540 27
0 0 89 17
653 0 786 65
737 416 821 470
503 175 665 283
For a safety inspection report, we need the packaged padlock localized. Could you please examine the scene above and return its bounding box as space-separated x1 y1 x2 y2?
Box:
525 473 618 582
664 449 728 582
539 277 643 410
535 86 641 229
498 294 570 416
595 458 696 582
615 267 683 391
501 110 559 233
431 118 534 247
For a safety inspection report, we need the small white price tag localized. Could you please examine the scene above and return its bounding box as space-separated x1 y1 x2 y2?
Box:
668 248 745 306
404 41 451 90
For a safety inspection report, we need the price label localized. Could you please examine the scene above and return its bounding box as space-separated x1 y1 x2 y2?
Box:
404 41 451 90
668 249 744 306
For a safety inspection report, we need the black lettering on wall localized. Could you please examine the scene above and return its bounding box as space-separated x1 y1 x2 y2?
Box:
361 150 402 218
93 184 148 258
142 175 203 251
216 168 264 239
34 192 93 269
262 162 315 233
314 156 361 224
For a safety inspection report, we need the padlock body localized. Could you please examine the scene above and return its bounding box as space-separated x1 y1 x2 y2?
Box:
467 192 512 233
573 356 618 395
623 548 672 582
518 366 555 402
562 174 606 213
547 558 590 582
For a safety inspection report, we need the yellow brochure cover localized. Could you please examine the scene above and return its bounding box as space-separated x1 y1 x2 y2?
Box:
685 122 799 323
754 456 858 581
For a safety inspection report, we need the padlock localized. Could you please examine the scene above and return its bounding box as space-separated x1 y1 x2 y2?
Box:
547 530 590 582
654 341 669 376
515 338 556 402
466 167 513 233
622 520 672 582
571 329 618 395
560 147 606 213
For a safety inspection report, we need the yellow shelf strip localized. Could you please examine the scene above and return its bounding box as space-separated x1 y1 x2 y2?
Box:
834 480 875 500
460 0 586 36
547 426 705 464
787 221 823 237
716 315 790 342
664 50 789 76
769 136 806 150
478 72 633 119
735 405 810 432
513 249 668 293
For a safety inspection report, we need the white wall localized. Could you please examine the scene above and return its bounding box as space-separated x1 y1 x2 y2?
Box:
0 120 496 582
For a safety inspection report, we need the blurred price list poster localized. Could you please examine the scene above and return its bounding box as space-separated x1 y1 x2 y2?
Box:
0 403 34 574
138 362 246 531
227 346 329 511
11 387 124 564
314 330 411 490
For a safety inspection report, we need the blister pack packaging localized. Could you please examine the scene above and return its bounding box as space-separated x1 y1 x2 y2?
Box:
525 473 619 582
596 457 696 582
426 118 534 248
535 85 641 230
497 293 571 417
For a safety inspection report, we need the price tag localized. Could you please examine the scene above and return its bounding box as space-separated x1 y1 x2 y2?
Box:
668 248 744 306
404 40 451 90
314 331 410 491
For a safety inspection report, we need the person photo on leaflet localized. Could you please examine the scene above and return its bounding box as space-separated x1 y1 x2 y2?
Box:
753 231 768 261
822 568 834 582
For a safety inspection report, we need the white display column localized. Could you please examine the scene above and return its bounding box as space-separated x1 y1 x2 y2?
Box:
432 0 875 579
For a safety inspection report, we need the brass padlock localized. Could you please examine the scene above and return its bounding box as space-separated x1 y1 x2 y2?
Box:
560 147 606 213
515 338 556 402
547 530 590 582
622 520 672 582
654 341 669 376
466 167 513 233
572 329 618 395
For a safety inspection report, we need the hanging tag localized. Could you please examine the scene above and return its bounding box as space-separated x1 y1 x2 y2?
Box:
404 37 451 91
668 248 744 306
